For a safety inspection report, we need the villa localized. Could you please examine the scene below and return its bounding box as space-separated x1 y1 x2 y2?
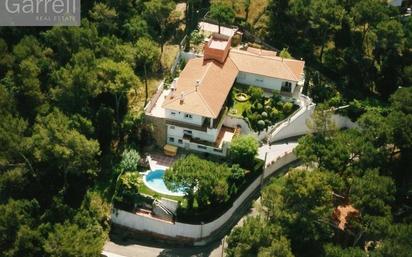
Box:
145 33 305 156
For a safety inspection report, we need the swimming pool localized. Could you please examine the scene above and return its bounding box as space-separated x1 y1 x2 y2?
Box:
143 169 185 197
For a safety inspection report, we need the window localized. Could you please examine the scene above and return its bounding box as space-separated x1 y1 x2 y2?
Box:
170 126 175 129
281 82 292 93
183 130 192 135
197 145 207 150
169 137 175 142
184 113 193 119
255 78 264 83
178 139 183 144
171 112 176 116
213 148 223 153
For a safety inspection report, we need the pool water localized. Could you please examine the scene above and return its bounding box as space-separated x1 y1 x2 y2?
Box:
143 169 185 197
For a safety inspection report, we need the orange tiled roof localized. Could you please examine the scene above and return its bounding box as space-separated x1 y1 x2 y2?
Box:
229 49 305 82
246 46 277 57
162 47 305 118
162 58 239 118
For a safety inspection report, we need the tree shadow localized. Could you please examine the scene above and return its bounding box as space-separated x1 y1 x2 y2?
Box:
109 225 220 257
156 241 220 257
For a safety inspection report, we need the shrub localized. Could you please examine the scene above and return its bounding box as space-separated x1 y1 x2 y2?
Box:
114 172 141 209
230 135 259 169
119 149 141 172
228 164 246 195
272 90 281 102
179 59 187 71
271 107 280 117
283 102 294 113
256 103 264 111
248 87 264 102
190 30 204 45
279 48 292 59
257 120 265 130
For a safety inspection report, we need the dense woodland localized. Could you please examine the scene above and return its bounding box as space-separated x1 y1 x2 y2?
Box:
226 88 412 257
263 0 412 103
0 0 185 256
218 0 412 256
0 0 411 256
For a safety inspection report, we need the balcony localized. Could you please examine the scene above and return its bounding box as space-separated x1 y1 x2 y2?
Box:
183 126 235 148
166 107 227 133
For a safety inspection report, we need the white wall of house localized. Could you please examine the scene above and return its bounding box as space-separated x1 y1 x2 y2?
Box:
185 141 228 156
236 71 297 93
166 135 228 156
269 106 358 143
167 125 219 143
165 109 205 126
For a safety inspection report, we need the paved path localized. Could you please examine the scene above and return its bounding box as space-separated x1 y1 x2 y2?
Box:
103 239 224 257
258 140 298 165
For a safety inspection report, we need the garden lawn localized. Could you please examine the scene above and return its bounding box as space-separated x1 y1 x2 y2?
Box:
161 44 180 70
230 100 252 117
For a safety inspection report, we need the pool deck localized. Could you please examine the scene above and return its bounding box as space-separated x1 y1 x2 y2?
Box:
146 153 181 171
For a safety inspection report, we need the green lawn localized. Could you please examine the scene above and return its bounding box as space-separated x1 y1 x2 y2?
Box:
229 100 251 117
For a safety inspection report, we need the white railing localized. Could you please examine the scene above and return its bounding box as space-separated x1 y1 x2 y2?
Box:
265 94 315 143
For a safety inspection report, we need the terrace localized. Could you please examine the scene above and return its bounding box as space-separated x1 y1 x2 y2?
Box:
165 107 227 132
184 126 235 148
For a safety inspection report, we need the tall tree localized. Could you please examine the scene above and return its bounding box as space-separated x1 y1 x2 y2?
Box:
135 37 160 106
229 135 259 170
30 109 100 206
309 0 345 62
44 222 105 257
209 2 235 34
96 58 140 129
143 0 179 58
226 216 294 257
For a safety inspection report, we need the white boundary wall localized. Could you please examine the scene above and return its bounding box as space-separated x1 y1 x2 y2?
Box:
111 152 296 243
270 107 357 143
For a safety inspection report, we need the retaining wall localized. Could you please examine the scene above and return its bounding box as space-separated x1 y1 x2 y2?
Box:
270 106 357 143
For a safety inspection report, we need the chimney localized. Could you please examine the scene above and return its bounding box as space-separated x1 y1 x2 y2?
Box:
180 92 184 104
195 80 200 91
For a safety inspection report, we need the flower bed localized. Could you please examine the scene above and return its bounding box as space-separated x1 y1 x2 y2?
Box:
229 84 299 132
235 92 250 102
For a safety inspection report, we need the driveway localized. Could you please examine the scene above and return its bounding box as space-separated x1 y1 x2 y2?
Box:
103 239 224 257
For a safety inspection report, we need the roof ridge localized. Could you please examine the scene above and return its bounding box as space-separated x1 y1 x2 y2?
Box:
197 90 215 117
282 61 299 81
230 49 279 61
227 55 240 72
197 62 221 117
231 49 304 64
